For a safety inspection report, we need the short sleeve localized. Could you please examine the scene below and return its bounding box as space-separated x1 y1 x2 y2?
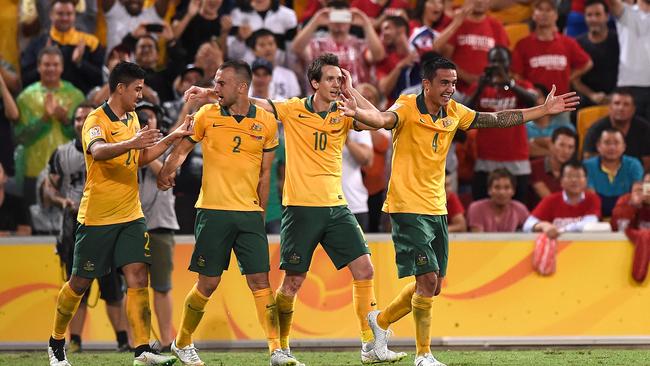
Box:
567 37 590 70
532 196 553 222
83 115 106 153
447 192 465 217
455 102 478 131
269 98 295 121
587 193 602 218
264 116 279 152
189 105 210 143
386 96 412 131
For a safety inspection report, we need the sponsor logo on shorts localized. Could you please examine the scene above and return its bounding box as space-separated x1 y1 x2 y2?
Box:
416 253 428 266
197 255 206 268
83 261 95 272
287 253 301 265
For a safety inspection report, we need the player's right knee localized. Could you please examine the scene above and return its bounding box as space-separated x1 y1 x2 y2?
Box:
280 273 306 296
197 276 221 296
69 276 92 295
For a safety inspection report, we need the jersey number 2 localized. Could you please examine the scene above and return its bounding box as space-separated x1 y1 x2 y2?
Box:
232 136 242 153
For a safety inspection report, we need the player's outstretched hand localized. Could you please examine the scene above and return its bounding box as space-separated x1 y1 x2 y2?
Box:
339 91 358 118
157 170 176 191
131 125 162 149
183 85 213 103
544 84 580 115
169 114 195 140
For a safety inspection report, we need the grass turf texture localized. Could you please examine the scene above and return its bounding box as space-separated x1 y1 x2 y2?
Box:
5 349 650 365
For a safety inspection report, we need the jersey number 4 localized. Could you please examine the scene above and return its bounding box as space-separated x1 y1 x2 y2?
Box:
431 132 439 152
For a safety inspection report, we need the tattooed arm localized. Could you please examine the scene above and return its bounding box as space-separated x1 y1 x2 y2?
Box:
470 85 580 129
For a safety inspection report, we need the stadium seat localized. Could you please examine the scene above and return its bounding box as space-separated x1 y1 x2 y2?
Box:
577 105 610 156
504 22 530 50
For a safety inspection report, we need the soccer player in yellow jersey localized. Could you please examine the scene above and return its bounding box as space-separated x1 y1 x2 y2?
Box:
338 57 579 366
184 54 406 364
47 62 193 366
157 60 299 366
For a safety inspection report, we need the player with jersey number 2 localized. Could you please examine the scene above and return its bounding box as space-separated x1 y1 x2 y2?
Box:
338 56 579 366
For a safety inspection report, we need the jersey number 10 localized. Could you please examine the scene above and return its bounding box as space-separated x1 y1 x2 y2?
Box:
313 132 327 151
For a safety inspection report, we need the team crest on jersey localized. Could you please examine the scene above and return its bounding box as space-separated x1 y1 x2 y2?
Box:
197 255 206 268
416 253 429 266
89 126 101 139
329 116 342 125
287 253 301 265
441 118 453 128
250 122 263 132
83 261 95 272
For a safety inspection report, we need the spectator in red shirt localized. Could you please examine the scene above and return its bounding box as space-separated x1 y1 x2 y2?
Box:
523 160 602 239
529 127 577 208
512 0 592 125
446 171 468 232
467 168 530 232
351 0 411 29
292 1 385 85
466 46 538 203
445 0 509 93
611 172 650 231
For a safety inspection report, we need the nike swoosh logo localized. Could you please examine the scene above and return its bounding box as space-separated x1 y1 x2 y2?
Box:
298 113 309 118
265 304 276 309
111 131 119 135
370 302 377 307
419 119 427 124
213 123 225 127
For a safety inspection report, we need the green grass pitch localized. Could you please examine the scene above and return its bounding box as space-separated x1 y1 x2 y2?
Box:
5 348 650 365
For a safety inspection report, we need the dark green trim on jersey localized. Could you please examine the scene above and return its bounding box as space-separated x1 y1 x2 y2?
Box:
186 135 198 144
416 92 447 119
267 99 279 120
86 138 106 154
468 112 482 130
263 145 279 152
102 102 133 126
220 103 256 121
305 95 339 119
386 111 399 130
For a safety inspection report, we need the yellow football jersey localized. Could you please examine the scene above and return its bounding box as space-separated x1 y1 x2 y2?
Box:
77 102 143 225
270 96 353 207
383 94 477 215
189 103 278 211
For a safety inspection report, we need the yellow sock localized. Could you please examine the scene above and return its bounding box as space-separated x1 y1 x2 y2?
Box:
411 293 433 356
51 282 84 340
253 288 281 353
126 287 151 348
352 279 377 343
275 291 295 349
176 284 210 348
377 282 416 330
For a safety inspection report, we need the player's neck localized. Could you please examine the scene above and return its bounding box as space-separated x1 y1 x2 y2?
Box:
106 98 129 120
312 93 332 113
423 93 443 115
535 26 555 41
228 98 251 116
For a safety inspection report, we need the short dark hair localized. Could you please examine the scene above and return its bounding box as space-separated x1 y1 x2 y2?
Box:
307 53 340 85
50 0 77 8
219 60 252 86
37 46 63 65
421 57 456 81
561 160 586 178
248 28 277 50
585 0 609 13
71 100 95 126
109 61 146 93
533 0 557 10
551 126 577 144
136 35 159 52
598 127 624 142
612 87 635 101
384 15 409 32
488 168 516 190
327 0 349 9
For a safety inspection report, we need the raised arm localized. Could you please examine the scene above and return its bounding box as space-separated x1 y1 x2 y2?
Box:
339 93 397 130
139 114 194 166
470 85 579 129
183 85 276 114
89 125 161 161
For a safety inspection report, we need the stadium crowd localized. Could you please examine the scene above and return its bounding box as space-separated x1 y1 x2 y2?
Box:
1 0 648 238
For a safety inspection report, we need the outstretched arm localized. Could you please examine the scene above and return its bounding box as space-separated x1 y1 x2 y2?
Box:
339 92 397 130
157 136 195 191
183 85 276 114
470 85 579 129
139 115 194 166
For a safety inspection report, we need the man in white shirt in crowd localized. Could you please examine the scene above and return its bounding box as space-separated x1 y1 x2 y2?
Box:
342 130 374 230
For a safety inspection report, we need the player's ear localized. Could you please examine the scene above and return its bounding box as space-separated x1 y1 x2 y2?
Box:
310 79 319 91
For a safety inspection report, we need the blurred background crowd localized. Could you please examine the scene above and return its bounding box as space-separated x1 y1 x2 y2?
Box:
0 0 649 238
